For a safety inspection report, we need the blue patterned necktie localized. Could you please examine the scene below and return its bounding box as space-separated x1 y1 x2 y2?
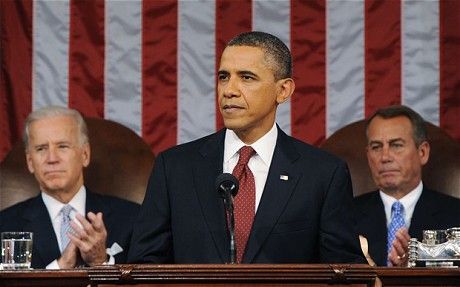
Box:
60 205 73 252
387 201 405 265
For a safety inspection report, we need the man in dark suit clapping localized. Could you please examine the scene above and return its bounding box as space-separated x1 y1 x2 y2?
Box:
0 106 139 269
354 105 460 266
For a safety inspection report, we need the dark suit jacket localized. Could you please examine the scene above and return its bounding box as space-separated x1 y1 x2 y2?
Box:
128 127 364 264
353 188 460 266
0 190 139 269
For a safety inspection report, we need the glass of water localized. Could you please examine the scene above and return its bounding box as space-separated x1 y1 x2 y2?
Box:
1 232 33 269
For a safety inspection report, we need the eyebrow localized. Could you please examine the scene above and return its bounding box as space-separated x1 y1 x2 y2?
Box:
388 138 405 144
368 140 382 146
217 70 229 76
368 138 405 145
217 70 258 78
238 70 258 78
33 140 72 147
33 143 48 149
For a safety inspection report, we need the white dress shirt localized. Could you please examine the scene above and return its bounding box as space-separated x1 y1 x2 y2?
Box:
41 186 116 269
41 186 86 269
223 122 278 210
379 181 423 229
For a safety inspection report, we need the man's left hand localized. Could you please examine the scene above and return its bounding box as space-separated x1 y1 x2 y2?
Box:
388 227 411 267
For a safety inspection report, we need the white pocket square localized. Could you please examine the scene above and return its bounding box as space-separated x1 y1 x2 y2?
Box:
107 242 123 256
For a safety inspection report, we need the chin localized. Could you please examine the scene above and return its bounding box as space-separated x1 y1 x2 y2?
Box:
42 181 66 192
223 120 242 131
380 183 399 192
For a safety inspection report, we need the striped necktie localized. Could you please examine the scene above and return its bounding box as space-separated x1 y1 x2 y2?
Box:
60 205 73 252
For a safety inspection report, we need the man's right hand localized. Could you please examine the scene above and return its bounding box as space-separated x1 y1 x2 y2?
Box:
57 242 78 269
388 227 411 267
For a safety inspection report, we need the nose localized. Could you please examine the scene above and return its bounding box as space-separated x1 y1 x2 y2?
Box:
380 145 393 163
222 77 240 98
46 146 59 163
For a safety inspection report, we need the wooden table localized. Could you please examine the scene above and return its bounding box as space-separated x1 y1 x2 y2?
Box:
1 264 459 287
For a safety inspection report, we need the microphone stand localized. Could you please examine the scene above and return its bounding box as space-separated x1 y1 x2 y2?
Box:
222 186 237 264
216 174 239 265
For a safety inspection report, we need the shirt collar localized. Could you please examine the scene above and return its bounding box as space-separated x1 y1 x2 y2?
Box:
224 122 278 166
41 186 87 220
379 181 423 212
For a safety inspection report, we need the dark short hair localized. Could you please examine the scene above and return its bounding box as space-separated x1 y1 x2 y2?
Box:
227 31 292 80
366 105 428 147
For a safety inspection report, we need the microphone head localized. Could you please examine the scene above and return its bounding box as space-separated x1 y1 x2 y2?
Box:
215 173 239 197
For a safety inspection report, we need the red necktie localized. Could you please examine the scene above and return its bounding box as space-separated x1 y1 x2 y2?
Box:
232 146 256 263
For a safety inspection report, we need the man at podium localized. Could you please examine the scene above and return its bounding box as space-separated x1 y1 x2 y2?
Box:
128 32 364 264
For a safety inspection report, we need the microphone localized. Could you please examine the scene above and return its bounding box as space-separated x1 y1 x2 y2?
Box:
215 173 239 264
215 173 239 202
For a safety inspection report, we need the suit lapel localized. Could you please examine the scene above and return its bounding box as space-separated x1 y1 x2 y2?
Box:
358 193 388 266
193 130 228 262
20 191 112 268
409 189 438 240
85 190 111 216
23 195 61 267
243 128 301 263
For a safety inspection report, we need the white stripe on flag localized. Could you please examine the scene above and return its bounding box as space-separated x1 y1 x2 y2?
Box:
402 0 439 125
326 0 365 136
178 1 216 144
253 0 291 135
105 0 143 135
33 0 70 109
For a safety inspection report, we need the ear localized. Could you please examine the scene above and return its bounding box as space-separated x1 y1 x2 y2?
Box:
82 143 91 168
25 150 35 174
418 141 430 166
276 78 295 104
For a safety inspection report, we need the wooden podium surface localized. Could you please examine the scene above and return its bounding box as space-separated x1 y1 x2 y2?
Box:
376 267 460 287
1 264 459 287
89 264 374 286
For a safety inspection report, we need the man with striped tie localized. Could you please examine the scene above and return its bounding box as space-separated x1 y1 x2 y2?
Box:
0 106 139 269
354 105 460 266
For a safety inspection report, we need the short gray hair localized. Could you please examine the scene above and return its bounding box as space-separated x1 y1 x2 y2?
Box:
23 106 89 148
366 105 427 147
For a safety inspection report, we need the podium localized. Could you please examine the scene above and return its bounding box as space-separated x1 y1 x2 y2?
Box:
1 264 459 287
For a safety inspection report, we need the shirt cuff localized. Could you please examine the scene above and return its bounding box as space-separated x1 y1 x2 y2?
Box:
105 253 115 265
46 260 60 269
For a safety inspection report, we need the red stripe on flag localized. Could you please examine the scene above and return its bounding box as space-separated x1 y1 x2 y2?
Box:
440 0 460 141
68 0 105 118
364 0 401 117
0 0 33 162
142 1 178 155
291 0 326 145
215 0 252 131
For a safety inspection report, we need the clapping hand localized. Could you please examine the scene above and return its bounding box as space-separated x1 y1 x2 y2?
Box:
387 227 411 267
68 212 108 266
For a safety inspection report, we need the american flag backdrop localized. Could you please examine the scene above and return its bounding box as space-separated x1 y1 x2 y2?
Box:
1 0 460 163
